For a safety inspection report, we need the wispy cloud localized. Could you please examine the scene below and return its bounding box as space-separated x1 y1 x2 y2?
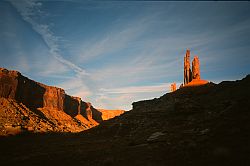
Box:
94 93 136 110
77 11 162 63
88 36 185 86
57 75 92 97
100 83 172 94
4 1 249 110
9 0 88 76
78 27 142 62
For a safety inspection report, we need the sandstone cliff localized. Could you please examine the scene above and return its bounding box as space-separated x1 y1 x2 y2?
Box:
0 68 123 135
184 49 192 85
97 109 125 121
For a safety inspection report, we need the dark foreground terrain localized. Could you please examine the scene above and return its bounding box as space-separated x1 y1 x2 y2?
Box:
0 75 250 166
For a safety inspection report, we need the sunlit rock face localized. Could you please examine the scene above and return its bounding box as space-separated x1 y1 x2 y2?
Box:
0 68 122 135
192 56 200 80
170 83 177 92
184 49 192 85
0 68 65 111
184 79 208 87
98 109 125 121
183 50 208 87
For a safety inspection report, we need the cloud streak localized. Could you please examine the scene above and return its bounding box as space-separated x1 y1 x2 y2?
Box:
76 11 163 63
9 0 88 76
100 83 173 94
3 1 249 110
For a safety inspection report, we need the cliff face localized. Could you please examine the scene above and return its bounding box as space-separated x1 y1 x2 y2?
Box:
98 109 125 121
0 68 64 111
0 68 19 99
0 68 123 135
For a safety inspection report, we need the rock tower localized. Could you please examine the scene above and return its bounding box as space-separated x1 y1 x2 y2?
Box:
192 56 200 80
183 49 208 87
184 49 192 85
170 83 177 92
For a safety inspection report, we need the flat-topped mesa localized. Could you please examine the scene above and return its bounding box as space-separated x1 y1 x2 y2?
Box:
97 109 125 121
0 68 66 111
183 50 208 87
0 68 101 125
0 68 126 134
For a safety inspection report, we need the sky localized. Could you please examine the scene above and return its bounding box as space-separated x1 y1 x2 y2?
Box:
1 0 250 110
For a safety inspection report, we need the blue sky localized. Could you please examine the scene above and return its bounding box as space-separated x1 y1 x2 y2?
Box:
1 0 250 110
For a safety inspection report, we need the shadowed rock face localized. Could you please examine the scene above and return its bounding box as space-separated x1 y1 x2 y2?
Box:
0 68 62 111
16 77 47 110
64 95 80 117
0 68 123 135
0 68 20 99
87 103 103 122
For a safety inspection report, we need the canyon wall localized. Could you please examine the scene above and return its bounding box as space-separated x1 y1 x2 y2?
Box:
0 68 20 99
0 68 66 111
0 68 124 134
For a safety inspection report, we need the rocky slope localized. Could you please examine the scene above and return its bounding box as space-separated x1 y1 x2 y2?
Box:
90 74 250 166
0 74 249 166
0 68 124 135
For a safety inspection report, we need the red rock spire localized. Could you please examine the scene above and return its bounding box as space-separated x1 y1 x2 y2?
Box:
170 82 177 92
182 50 208 87
192 56 200 80
184 49 192 85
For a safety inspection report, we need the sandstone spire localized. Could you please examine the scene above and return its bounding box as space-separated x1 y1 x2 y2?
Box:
182 50 208 87
192 56 200 80
184 49 192 85
170 83 176 92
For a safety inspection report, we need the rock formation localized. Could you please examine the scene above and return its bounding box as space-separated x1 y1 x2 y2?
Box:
98 109 125 121
184 49 192 85
0 68 124 135
192 56 200 80
170 83 177 92
183 50 208 87
1 74 250 165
